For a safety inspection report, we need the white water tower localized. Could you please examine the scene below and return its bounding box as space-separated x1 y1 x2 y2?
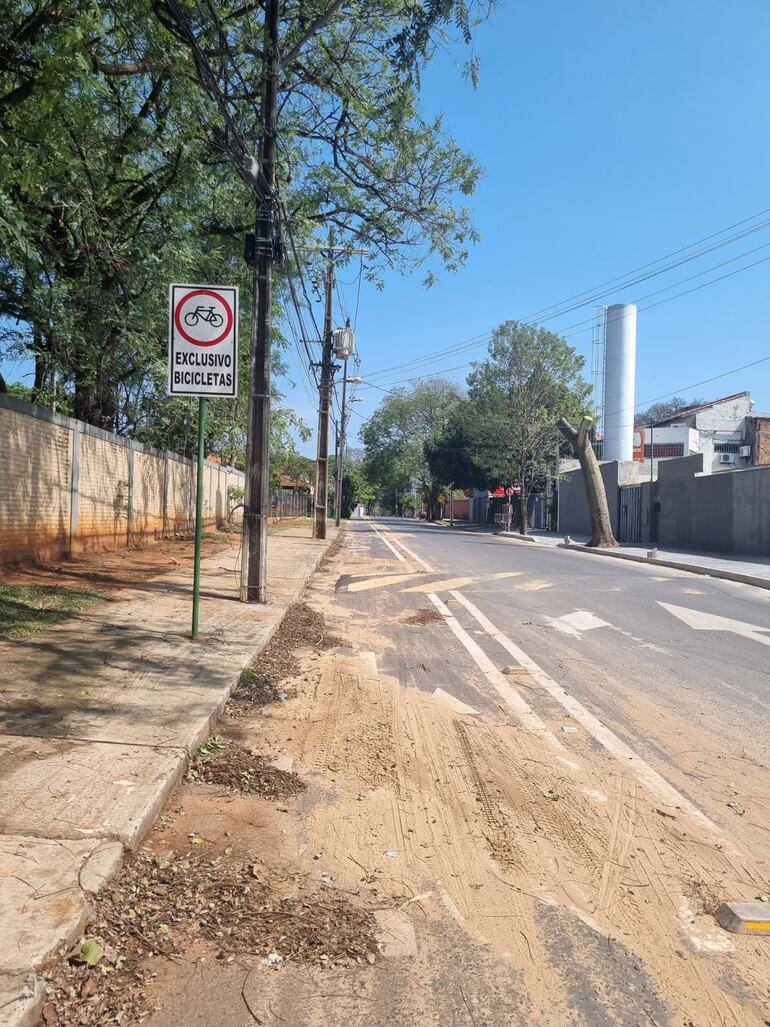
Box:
602 303 637 461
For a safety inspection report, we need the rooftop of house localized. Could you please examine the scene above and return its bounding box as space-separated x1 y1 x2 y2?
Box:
652 391 751 426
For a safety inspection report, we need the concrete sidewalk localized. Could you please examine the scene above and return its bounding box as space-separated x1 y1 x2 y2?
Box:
498 529 770 589
0 527 337 1027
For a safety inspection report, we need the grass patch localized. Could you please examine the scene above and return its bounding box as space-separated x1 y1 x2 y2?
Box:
0 585 105 638
268 516 312 535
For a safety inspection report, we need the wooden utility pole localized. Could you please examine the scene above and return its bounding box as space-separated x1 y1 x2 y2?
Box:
313 231 335 539
241 0 279 601
334 357 348 526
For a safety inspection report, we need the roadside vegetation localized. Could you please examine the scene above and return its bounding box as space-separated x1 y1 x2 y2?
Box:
356 319 618 541
0 0 493 479
0 585 105 639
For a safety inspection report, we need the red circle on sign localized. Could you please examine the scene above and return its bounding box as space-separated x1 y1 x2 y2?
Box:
174 289 233 347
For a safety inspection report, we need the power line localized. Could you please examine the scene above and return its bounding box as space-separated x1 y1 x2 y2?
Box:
362 248 770 390
364 207 770 382
549 239 770 341
523 205 770 323
353 254 364 331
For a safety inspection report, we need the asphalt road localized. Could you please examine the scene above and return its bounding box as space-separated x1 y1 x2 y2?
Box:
352 518 770 849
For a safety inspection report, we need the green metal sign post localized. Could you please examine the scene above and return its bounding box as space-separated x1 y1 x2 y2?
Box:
168 282 238 639
191 397 206 639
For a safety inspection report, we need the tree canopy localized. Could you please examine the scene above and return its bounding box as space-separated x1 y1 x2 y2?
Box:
466 321 591 532
0 0 492 466
359 377 463 515
634 396 708 426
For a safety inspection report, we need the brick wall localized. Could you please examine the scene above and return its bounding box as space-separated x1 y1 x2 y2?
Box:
748 416 770 466
76 433 131 553
0 395 245 567
0 406 72 564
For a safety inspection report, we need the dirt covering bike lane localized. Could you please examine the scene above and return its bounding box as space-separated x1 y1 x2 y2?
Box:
36 525 770 1026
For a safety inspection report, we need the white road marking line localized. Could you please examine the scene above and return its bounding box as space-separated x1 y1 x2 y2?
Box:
659 601 770 647
425 592 578 768
368 520 435 571
389 538 434 572
679 897 734 953
448 590 719 835
367 520 406 562
547 610 611 638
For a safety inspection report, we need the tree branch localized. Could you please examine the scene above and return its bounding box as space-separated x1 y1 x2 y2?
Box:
280 0 347 71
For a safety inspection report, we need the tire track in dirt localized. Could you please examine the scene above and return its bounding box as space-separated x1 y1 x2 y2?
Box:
275 528 770 1025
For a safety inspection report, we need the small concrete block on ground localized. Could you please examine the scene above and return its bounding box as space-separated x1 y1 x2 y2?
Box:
0 737 185 848
0 975 43 1027
0 836 121 974
715 901 770 936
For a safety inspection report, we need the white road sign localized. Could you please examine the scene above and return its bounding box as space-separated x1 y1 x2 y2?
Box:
168 283 238 397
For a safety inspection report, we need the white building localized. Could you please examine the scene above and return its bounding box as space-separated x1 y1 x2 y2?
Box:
636 392 754 473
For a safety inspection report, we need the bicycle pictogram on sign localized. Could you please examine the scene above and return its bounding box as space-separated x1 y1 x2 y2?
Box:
173 288 233 347
168 284 238 397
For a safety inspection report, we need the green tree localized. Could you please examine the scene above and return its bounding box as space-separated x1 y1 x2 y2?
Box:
424 402 488 492
634 396 707 426
360 377 462 518
0 0 492 460
467 321 592 535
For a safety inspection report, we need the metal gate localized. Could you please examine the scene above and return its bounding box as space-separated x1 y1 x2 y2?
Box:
618 484 642 543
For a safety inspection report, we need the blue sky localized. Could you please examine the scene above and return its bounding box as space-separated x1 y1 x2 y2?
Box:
6 1 770 455
283 0 770 450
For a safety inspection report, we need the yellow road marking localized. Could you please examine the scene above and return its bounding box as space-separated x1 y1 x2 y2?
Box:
517 579 552 591
402 576 474 593
347 573 424 592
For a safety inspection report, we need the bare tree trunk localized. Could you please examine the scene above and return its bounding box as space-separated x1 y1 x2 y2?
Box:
557 416 618 548
519 491 529 535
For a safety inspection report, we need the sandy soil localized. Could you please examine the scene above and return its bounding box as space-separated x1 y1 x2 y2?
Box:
38 527 770 1026
164 534 768 1025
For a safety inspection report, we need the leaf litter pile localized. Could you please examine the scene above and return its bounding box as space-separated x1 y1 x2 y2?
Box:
401 607 443 626
188 736 304 799
227 601 341 717
42 847 379 1025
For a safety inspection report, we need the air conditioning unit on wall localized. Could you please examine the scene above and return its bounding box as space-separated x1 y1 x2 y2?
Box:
719 453 735 465
739 445 752 458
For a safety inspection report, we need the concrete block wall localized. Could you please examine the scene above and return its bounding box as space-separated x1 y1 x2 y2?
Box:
0 394 245 567
77 432 131 552
656 463 770 556
558 451 770 556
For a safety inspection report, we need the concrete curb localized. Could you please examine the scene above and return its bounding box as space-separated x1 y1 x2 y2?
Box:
1 530 339 1027
560 542 770 591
